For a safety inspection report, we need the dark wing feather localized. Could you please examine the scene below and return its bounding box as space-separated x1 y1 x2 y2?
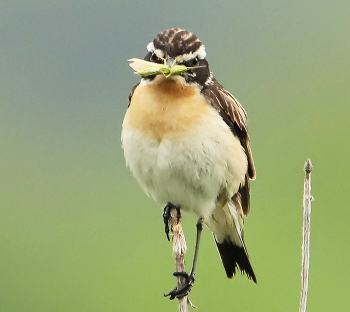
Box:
128 83 139 107
201 77 255 215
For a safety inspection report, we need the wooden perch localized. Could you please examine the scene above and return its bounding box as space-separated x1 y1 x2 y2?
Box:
168 208 194 312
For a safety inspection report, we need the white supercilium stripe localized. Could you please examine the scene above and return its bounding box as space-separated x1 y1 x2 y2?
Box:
147 42 165 58
175 45 207 62
147 41 206 62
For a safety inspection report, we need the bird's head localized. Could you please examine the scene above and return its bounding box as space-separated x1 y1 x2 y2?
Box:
130 28 211 85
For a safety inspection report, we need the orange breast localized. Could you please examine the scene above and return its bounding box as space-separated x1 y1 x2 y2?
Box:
124 79 212 140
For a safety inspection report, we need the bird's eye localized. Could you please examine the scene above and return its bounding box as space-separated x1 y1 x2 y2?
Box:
150 53 162 63
190 57 199 67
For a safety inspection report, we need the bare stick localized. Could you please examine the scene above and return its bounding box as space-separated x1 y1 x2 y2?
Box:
299 159 313 312
169 208 188 312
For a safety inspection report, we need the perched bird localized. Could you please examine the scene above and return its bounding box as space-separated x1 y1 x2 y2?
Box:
122 28 256 299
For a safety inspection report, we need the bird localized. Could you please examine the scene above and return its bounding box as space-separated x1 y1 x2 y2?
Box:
121 28 257 299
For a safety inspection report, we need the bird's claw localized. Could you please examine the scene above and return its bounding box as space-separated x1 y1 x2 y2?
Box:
164 271 195 300
163 203 181 241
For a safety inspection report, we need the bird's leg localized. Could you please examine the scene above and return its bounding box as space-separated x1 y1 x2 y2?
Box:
164 217 204 300
163 203 181 241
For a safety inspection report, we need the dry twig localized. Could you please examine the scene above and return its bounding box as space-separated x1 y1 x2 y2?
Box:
169 208 189 312
299 159 313 312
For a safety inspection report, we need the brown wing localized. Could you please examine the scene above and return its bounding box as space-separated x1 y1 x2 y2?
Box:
128 83 139 107
201 77 255 215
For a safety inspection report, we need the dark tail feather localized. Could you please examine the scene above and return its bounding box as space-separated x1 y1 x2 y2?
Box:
215 238 257 283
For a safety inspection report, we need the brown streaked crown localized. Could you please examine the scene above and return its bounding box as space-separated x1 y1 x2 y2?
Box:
151 28 203 58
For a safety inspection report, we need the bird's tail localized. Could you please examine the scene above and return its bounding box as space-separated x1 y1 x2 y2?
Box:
214 236 256 283
207 200 257 283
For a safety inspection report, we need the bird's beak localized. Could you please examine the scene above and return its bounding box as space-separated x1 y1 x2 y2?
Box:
166 58 175 67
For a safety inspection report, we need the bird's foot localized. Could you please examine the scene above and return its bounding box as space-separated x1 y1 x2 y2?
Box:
164 271 195 300
163 203 181 241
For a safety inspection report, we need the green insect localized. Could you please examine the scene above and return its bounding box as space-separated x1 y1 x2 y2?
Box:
128 58 199 78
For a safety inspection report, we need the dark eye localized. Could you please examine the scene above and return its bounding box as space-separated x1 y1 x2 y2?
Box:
150 53 162 63
190 57 199 67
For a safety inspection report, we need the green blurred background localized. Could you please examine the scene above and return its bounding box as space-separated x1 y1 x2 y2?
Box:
1 1 349 311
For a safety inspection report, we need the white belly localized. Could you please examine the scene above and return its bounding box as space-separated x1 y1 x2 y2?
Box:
122 109 247 218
